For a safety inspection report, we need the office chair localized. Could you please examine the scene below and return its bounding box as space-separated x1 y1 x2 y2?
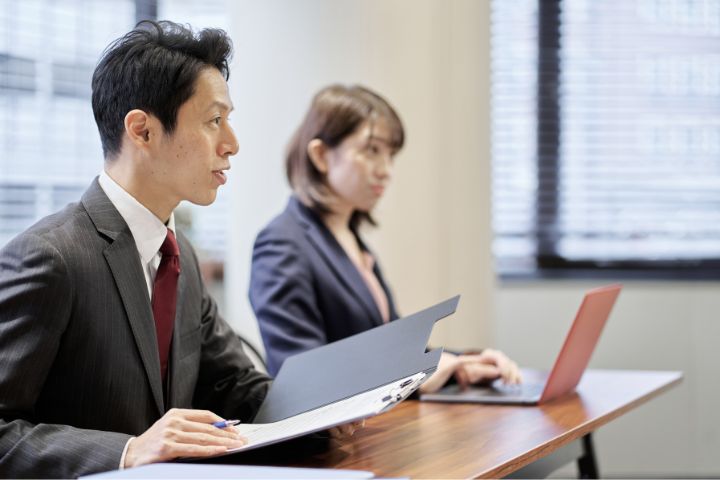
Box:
237 333 268 373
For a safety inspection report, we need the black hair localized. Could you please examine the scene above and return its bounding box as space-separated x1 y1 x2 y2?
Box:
91 20 233 158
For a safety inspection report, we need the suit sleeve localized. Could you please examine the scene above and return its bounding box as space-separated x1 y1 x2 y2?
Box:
0 233 131 478
187 246 272 423
249 227 326 377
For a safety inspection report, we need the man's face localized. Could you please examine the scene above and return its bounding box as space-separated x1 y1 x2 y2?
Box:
150 67 238 208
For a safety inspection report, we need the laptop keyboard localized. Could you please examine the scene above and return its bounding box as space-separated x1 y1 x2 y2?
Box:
490 381 544 398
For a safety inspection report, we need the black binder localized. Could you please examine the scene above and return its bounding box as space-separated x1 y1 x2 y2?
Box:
253 295 460 423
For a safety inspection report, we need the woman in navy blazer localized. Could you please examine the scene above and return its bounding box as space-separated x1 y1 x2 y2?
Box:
250 85 521 392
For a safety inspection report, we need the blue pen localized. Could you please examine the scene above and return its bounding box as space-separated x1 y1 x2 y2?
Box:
213 419 241 429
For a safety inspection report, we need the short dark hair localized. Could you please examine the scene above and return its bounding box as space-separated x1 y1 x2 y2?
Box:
91 20 233 159
286 84 405 230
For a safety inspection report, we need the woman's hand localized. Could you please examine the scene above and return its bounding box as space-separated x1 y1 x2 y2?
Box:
419 350 522 394
454 349 522 389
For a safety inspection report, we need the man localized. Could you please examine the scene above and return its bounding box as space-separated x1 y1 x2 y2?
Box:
0 21 270 477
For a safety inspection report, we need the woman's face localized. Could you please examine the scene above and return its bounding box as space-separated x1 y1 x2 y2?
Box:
323 118 396 214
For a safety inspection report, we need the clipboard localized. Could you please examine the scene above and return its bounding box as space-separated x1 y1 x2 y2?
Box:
178 297 459 461
253 295 460 423
220 372 430 455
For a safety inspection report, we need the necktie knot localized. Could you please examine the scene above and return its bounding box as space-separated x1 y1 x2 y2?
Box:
160 229 179 257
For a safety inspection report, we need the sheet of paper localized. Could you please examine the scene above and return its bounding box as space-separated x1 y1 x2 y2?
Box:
82 463 374 479
227 372 426 453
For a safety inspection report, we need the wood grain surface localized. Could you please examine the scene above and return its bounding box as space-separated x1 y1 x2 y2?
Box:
235 369 682 479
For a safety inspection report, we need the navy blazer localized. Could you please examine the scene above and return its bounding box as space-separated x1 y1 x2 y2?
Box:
250 197 399 376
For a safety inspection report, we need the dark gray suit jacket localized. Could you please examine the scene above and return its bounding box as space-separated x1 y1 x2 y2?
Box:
0 179 271 478
249 197 399 376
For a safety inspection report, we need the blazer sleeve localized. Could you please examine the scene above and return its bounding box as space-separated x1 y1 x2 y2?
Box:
187 244 271 423
0 233 131 478
249 227 325 377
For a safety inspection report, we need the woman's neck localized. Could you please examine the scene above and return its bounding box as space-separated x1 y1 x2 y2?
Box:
323 207 353 238
322 207 365 265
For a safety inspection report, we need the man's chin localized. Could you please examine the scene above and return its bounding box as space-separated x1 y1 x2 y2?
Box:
188 192 218 207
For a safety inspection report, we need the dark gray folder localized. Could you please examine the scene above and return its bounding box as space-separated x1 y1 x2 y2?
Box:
253 296 460 423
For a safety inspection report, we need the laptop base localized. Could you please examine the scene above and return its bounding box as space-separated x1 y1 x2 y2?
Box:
420 381 544 405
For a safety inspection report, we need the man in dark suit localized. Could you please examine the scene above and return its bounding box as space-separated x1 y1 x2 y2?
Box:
0 21 271 477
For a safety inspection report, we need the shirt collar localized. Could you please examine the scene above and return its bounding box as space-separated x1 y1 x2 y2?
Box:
98 171 176 265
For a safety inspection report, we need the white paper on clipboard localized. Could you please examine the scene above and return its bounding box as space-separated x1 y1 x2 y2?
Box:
224 372 427 454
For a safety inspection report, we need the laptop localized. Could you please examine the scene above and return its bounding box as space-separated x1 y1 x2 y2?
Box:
420 284 622 405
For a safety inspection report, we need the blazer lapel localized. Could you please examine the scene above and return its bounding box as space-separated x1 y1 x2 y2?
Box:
289 198 384 327
82 178 165 415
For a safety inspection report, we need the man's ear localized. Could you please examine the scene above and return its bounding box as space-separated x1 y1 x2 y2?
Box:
307 139 329 174
124 109 156 150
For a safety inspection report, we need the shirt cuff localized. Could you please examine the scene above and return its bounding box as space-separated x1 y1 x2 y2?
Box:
119 437 135 469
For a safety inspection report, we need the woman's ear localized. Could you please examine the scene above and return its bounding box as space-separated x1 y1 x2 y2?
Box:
307 139 329 174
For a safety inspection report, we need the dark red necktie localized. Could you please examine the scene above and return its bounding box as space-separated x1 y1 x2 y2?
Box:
152 228 180 383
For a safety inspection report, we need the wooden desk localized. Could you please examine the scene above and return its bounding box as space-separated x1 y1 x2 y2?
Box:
263 369 682 479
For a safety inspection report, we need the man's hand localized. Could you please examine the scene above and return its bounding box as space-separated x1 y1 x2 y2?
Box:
124 408 247 468
419 350 522 393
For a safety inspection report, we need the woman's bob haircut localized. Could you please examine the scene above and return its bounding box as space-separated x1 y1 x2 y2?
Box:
286 84 404 230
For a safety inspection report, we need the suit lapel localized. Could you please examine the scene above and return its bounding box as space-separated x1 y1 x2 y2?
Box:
82 178 165 415
289 198 384 327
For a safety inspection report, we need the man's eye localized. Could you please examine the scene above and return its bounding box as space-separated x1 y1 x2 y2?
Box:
213 117 222 125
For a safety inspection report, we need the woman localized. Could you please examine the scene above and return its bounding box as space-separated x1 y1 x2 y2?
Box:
249 85 521 393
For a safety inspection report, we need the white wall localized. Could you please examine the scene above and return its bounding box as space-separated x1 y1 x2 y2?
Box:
224 1 718 476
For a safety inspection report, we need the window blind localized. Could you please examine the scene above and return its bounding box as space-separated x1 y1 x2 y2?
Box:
491 0 720 277
0 0 135 247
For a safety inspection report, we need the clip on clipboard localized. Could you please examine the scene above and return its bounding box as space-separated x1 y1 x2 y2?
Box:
379 372 427 408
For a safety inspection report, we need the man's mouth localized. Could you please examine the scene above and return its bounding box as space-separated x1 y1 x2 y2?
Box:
213 170 227 185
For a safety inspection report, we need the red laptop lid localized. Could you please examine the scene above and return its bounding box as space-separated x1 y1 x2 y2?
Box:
539 284 622 404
